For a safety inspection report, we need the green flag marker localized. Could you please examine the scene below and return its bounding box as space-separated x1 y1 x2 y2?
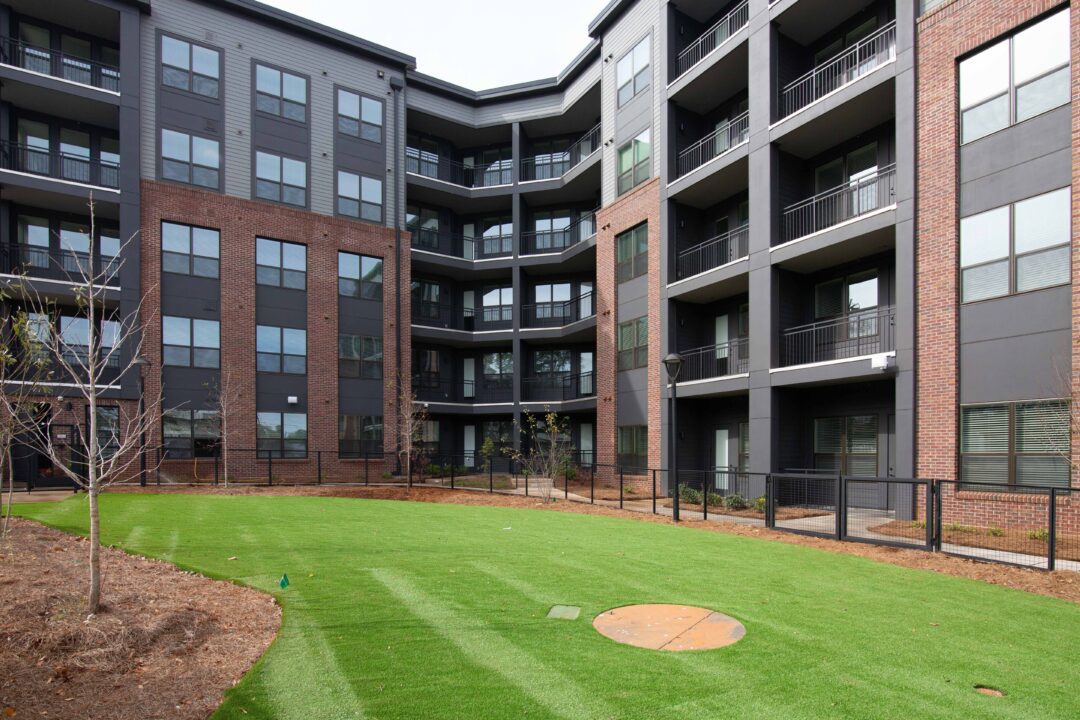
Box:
279 574 290 589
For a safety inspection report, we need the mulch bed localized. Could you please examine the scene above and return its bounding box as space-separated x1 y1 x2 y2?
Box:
111 484 1080 604
871 520 1080 563
0 518 280 720
660 501 828 521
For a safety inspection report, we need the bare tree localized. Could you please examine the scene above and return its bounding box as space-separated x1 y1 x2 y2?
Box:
505 408 576 503
395 376 429 484
205 359 241 487
7 199 159 613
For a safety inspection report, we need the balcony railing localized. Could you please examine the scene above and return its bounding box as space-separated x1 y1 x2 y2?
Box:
781 164 895 243
413 374 513 403
675 225 748 280
0 36 120 92
0 141 119 188
678 338 749 382
411 229 513 260
405 150 512 188
521 291 595 329
673 1 750 79
3 243 120 284
780 306 895 367
675 111 749 178
779 21 896 118
412 303 513 331
522 372 596 402
519 124 601 182
521 211 597 255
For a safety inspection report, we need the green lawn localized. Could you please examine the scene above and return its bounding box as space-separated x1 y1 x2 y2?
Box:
15 493 1080 720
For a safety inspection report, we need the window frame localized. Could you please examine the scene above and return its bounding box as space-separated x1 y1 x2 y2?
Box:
617 316 649 371
253 62 308 123
617 425 649 470
162 408 220 458
338 333 383 379
337 251 384 300
616 35 651 107
960 400 1071 490
161 221 220 278
256 324 307 375
336 87 384 143
160 127 220 190
617 128 651 195
616 223 649 282
255 237 307 290
159 32 221 99
339 414 384 456
336 169 384 223
162 315 220 369
254 150 308 208
256 411 308 458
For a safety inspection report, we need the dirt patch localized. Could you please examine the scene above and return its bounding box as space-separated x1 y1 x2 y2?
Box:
108 484 1080 604
593 604 745 651
0 518 280 720
872 520 1080 563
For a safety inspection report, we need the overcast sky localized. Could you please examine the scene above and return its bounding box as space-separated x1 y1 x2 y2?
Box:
259 0 603 90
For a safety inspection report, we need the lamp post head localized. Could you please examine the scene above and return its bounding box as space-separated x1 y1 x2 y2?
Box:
663 353 683 382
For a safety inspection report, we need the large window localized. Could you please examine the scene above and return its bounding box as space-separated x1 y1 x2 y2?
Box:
163 409 220 458
337 171 383 222
616 36 650 107
813 415 878 475
257 412 307 458
256 238 306 289
533 349 571 376
161 35 219 98
616 223 648 282
618 426 648 470
161 129 219 189
339 334 383 379
255 64 307 122
338 89 383 142
256 151 307 207
339 415 383 456
162 316 219 368
961 401 1070 489
482 287 513 323
90 406 120 459
534 283 571 320
959 8 1070 143
338 252 383 300
256 325 306 374
960 187 1070 302
483 352 514 378
161 222 219 278
617 316 648 371
617 129 651 195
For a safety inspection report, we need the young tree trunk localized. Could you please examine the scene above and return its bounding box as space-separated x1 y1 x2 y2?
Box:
87 485 101 613
2 446 12 536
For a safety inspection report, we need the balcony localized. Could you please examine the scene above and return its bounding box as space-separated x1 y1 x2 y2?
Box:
2 243 120 285
675 112 749 179
405 150 512 189
521 211 597 255
679 339 749 382
413 374 513 404
0 36 119 92
778 22 896 120
673 1 749 80
780 164 895 244
521 372 595 402
780 306 895 367
412 303 513 332
521 291 595 329
0 140 119 189
411 229 513 260
520 124 600 183
675 225 748 281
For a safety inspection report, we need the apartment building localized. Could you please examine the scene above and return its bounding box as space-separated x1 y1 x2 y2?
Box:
0 0 1073 494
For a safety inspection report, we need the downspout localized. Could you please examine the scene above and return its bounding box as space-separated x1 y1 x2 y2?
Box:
390 74 405 463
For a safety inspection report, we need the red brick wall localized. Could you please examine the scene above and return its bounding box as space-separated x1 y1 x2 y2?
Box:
939 483 1079 536
139 180 409 481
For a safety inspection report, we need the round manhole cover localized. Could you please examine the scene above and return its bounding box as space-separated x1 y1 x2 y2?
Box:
593 604 745 651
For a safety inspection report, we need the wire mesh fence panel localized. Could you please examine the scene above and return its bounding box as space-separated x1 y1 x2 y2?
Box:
1052 489 1079 572
843 478 931 549
936 481 1057 569
704 471 769 526
771 474 839 537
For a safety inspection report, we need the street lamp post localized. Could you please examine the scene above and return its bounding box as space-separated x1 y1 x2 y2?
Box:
663 353 683 522
133 356 149 486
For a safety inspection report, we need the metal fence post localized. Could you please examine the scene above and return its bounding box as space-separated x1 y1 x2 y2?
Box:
489 461 493 494
835 475 843 541
317 451 322 485
1048 488 1057 572
524 468 529 497
703 475 709 521
267 452 273 487
590 466 594 504
765 475 774 528
450 461 456 490
924 481 933 551
214 454 219 486
564 465 569 500
365 453 369 485
652 469 656 514
619 468 624 509
933 480 943 552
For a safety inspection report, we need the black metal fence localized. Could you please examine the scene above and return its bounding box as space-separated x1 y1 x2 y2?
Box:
0 35 120 91
0 140 120 188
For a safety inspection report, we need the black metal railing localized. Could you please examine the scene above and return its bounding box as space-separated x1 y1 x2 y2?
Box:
675 111 749 178
520 291 595 328
521 372 596 402
780 164 895 243
519 124 601 181
674 1 750 79
675 225 748 279
677 338 749 381
410 229 513 260
412 303 512 331
0 140 119 188
780 305 895 367
405 149 512 188
521 211 597 255
0 36 120 91
779 22 896 118
413 374 514 404
3 243 120 284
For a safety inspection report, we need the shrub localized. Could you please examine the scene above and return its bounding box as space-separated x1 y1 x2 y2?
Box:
424 463 443 478
455 465 468 475
753 495 767 513
1028 528 1050 542
987 527 1004 537
723 494 749 510
706 492 723 507
945 523 977 534
381 471 393 479
679 485 702 505
909 520 926 529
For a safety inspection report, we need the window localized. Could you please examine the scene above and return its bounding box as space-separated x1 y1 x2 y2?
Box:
161 129 219 189
815 271 879 318
419 419 440 454
337 171 383 222
960 187 1070 302
961 401 1070 489
256 238 307 289
407 205 441 249
163 409 220 458
959 8 1070 143
338 252 383 300
161 35 219 98
339 415 383 456
616 223 648 281
257 412 307 458
339 334 383 379
256 151 307 206
534 283 571 320
617 129 651 195
338 89 383 142
483 352 514 377
738 422 750 473
813 415 878 475
257 325 306 374
91 406 120 458
482 287 513 323
467 216 513 257
255 64 307 122
616 36 650 107
618 426 648 470
161 222 219 278
533 350 571 375
617 317 648 371
162 316 219 368
532 211 573 250
482 421 513 451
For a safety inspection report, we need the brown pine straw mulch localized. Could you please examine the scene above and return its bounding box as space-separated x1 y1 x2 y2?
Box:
0 518 280 720
871 519 1080 563
111 483 1080 604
